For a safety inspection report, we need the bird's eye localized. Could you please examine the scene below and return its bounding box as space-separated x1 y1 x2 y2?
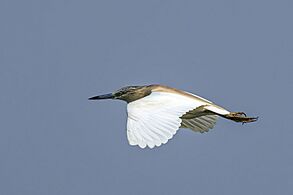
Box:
116 91 124 96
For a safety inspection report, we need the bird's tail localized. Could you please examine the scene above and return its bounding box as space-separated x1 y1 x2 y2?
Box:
223 112 258 124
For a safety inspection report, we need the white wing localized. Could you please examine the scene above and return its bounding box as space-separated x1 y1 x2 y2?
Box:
181 115 218 133
126 92 205 148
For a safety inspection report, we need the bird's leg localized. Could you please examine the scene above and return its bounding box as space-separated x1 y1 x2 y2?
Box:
229 112 247 117
224 112 258 123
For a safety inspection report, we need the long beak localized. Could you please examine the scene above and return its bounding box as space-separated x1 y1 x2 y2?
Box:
88 93 114 100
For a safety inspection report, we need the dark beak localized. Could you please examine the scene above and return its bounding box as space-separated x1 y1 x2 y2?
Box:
88 93 114 100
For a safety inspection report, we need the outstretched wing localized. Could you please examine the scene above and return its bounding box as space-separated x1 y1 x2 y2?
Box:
126 92 204 148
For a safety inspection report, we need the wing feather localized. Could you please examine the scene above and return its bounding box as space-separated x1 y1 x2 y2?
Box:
181 115 218 133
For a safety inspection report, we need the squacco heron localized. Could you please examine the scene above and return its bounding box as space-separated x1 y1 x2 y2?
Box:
89 84 258 148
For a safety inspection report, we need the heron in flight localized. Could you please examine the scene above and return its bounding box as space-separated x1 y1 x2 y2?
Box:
89 84 258 148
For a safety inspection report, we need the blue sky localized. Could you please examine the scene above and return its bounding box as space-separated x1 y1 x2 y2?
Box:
1 0 292 194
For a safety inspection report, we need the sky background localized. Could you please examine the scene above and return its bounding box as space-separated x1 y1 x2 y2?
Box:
1 0 293 194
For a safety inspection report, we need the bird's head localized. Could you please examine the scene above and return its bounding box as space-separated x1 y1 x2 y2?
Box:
89 85 151 103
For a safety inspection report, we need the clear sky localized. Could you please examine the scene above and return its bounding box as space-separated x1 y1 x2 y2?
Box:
1 0 292 194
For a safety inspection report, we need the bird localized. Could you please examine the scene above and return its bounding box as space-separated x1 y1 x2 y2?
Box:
89 84 258 149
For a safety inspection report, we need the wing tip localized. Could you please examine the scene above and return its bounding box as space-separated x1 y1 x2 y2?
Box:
128 136 175 149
